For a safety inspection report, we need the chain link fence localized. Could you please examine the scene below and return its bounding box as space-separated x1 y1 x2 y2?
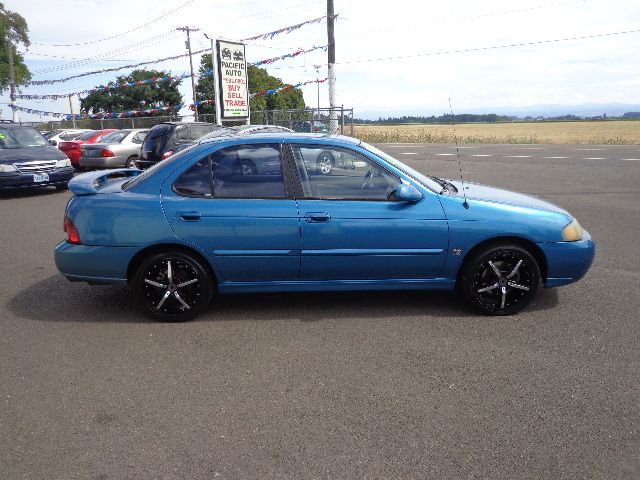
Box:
29 107 354 136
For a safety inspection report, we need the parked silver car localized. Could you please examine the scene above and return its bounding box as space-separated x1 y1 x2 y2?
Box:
79 129 149 169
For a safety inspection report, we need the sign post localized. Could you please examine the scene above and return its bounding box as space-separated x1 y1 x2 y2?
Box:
215 40 250 123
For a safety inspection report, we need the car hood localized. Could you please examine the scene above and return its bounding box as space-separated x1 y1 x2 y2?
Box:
447 180 570 216
0 146 68 164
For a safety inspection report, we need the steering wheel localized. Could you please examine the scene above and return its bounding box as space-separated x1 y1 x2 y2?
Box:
360 169 375 189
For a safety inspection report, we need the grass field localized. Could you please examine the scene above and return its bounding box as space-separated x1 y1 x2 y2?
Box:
353 121 640 145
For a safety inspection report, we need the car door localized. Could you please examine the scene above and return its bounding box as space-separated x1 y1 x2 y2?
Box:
161 142 301 282
289 143 449 281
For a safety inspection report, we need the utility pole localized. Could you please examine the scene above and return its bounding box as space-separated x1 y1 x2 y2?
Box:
177 26 200 122
68 94 76 128
4 34 18 122
327 0 337 133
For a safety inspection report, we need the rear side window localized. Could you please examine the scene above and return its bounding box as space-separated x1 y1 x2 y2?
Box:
172 144 285 199
75 130 100 141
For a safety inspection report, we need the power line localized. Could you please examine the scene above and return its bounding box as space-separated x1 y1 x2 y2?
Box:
337 27 640 65
30 0 197 47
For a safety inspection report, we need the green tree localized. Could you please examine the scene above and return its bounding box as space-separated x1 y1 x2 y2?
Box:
195 54 305 116
79 69 183 115
0 2 31 94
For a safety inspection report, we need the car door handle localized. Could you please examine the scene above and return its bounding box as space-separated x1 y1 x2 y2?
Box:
178 211 201 221
304 212 331 223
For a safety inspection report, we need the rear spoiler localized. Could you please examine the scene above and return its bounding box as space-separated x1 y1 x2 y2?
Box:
68 168 143 196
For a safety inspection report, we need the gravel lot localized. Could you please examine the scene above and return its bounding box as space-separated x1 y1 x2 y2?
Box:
1 144 638 479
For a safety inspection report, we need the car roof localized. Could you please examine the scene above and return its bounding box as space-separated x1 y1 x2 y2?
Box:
199 132 360 147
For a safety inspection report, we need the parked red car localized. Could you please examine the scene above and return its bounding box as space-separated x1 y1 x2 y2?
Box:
59 129 117 168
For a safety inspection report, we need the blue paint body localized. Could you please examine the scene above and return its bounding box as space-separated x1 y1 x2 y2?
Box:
55 134 595 300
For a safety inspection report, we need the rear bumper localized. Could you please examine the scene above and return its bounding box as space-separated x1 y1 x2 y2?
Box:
0 167 74 190
54 241 138 285
80 156 128 168
539 230 595 287
134 159 159 170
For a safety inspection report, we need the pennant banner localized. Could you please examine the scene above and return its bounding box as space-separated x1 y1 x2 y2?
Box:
11 78 328 119
25 16 332 86
16 74 191 100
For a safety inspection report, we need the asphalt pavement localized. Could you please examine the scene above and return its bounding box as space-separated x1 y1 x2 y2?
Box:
1 143 638 479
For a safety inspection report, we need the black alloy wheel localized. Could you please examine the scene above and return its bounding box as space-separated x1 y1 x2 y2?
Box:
460 244 540 315
134 251 213 321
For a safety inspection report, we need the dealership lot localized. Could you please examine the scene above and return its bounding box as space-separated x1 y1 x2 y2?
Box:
1 144 638 479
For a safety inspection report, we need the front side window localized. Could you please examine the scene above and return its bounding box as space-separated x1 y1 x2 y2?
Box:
291 145 401 201
172 144 285 199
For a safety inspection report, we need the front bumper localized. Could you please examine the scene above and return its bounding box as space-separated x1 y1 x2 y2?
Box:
0 167 74 190
54 241 139 285
539 229 595 287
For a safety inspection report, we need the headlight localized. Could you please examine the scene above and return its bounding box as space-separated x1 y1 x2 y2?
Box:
562 219 583 241
56 158 72 168
0 164 18 173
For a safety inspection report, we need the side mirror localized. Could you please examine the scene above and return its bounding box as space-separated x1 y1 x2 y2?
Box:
388 184 423 202
49 139 57 146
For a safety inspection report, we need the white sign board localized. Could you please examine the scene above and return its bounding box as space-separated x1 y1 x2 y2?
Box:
216 40 249 121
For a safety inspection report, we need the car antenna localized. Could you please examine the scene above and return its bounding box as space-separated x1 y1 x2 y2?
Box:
449 97 469 209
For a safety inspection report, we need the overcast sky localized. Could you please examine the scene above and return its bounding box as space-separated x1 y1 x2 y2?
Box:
2 0 640 121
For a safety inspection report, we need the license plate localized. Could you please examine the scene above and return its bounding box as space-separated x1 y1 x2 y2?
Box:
33 173 49 183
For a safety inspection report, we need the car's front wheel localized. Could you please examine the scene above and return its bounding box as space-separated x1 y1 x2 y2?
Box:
459 244 540 315
134 251 213 321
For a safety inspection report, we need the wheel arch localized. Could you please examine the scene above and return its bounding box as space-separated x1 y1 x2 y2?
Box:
457 236 548 285
127 243 219 287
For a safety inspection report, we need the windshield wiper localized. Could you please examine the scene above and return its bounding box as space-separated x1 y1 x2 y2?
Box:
427 176 458 195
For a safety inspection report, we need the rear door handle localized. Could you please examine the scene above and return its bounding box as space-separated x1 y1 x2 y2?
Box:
178 211 201 221
304 212 331 223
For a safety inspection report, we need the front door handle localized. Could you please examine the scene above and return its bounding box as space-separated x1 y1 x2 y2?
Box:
178 211 201 221
304 212 331 223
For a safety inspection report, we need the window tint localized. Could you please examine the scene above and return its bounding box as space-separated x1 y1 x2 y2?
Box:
291 145 400 201
211 144 285 198
189 124 216 140
173 157 211 197
143 124 171 150
75 130 100 141
131 131 148 144
171 144 285 199
101 130 130 143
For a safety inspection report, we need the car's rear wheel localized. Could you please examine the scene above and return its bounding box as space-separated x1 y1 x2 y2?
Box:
316 152 334 175
125 156 137 169
459 244 540 315
134 251 213 321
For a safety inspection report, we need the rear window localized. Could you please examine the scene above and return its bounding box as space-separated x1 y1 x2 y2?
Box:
101 130 130 143
143 124 172 149
75 130 100 141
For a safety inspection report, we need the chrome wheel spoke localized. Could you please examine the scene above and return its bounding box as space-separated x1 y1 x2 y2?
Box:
173 291 190 310
156 290 171 310
500 286 507 309
508 281 529 291
144 279 167 289
507 259 523 279
177 278 198 288
167 260 173 283
488 261 502 278
477 282 499 293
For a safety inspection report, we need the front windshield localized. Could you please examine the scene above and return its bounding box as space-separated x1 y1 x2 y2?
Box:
100 130 130 144
360 141 442 193
0 126 49 149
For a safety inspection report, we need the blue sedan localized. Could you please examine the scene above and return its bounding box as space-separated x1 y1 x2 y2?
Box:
55 134 594 321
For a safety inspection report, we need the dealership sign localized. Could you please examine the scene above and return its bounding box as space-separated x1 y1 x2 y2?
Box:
216 40 249 121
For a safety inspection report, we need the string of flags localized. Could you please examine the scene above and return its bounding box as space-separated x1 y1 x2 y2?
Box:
19 45 327 99
24 16 333 86
9 79 329 119
15 74 191 100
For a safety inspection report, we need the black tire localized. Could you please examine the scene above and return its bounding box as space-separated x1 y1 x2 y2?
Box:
55 184 69 191
134 251 214 322
315 151 334 175
125 156 138 169
459 244 540 316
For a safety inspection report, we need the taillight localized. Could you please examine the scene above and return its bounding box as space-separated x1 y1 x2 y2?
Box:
100 149 114 157
68 143 79 150
63 214 81 244
161 150 174 160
